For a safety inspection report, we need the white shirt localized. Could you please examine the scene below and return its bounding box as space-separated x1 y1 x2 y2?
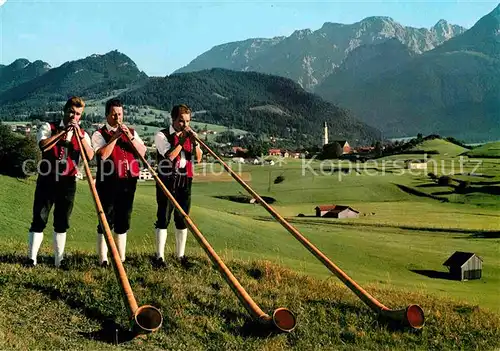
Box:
37 120 91 145
91 122 144 152
155 125 187 168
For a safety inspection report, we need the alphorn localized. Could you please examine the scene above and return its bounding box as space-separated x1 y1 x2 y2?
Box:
193 134 425 329
73 127 163 334
120 128 296 332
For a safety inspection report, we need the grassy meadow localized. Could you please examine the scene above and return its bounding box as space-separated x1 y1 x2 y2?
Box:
0 139 499 349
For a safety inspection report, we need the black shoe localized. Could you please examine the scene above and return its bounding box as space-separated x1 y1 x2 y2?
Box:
153 257 167 268
57 260 69 271
24 259 36 268
179 256 192 268
100 260 109 268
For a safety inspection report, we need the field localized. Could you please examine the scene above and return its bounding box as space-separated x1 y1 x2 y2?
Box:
0 140 499 349
465 141 500 158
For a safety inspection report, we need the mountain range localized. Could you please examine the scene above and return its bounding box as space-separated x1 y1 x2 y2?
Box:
315 4 500 141
0 52 380 146
177 6 500 141
174 16 466 90
0 50 148 113
0 59 51 94
118 68 381 144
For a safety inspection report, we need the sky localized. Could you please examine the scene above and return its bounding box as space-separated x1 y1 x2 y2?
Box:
0 0 498 76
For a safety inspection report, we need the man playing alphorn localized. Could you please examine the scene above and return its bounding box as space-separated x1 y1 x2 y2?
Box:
27 96 94 268
154 104 202 266
91 98 146 266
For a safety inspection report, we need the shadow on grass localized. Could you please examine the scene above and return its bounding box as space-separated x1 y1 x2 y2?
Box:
213 195 277 204
394 183 449 202
433 185 500 196
415 183 445 188
256 217 500 238
186 294 284 338
0 252 107 270
23 281 139 344
77 320 137 345
469 231 500 239
0 252 25 265
235 318 289 338
410 269 454 280
306 299 421 333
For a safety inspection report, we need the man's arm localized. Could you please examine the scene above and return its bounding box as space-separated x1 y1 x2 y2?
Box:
193 141 203 163
167 134 186 161
131 131 147 157
92 130 121 160
155 128 185 161
121 125 147 157
38 123 68 152
185 127 202 163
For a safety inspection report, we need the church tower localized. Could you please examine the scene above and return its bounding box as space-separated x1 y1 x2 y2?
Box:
323 121 328 145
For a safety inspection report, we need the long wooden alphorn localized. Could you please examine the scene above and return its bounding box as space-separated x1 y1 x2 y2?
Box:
193 134 425 329
73 127 163 334
120 128 296 332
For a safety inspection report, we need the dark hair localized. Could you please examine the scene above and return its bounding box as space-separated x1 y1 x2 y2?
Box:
105 98 123 116
171 104 191 121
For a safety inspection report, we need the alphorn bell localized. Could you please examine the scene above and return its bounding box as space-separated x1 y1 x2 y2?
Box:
120 127 296 332
73 126 163 334
192 134 425 330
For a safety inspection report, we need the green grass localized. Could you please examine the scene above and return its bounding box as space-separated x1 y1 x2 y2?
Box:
466 142 500 158
1 255 498 350
0 154 499 349
409 139 468 156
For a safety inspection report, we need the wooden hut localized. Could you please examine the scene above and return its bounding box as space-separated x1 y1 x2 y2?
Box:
315 205 359 219
443 251 483 281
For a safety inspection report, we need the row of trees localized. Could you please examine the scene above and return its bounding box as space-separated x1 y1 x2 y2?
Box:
0 124 39 178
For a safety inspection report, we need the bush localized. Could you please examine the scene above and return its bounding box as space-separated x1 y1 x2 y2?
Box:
0 124 40 178
438 175 452 186
456 180 471 193
274 175 285 184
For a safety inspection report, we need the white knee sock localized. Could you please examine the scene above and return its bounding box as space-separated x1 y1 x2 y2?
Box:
28 232 44 265
53 231 66 267
97 233 108 264
156 229 167 260
115 232 127 262
175 228 188 258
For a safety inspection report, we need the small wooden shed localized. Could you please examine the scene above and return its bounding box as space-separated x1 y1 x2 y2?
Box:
443 251 483 281
315 205 359 218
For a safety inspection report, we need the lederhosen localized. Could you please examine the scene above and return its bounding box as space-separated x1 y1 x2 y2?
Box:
95 126 141 234
155 128 194 230
29 122 82 233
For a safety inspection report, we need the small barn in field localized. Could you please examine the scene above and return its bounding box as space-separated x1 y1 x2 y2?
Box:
443 251 483 281
315 205 359 218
